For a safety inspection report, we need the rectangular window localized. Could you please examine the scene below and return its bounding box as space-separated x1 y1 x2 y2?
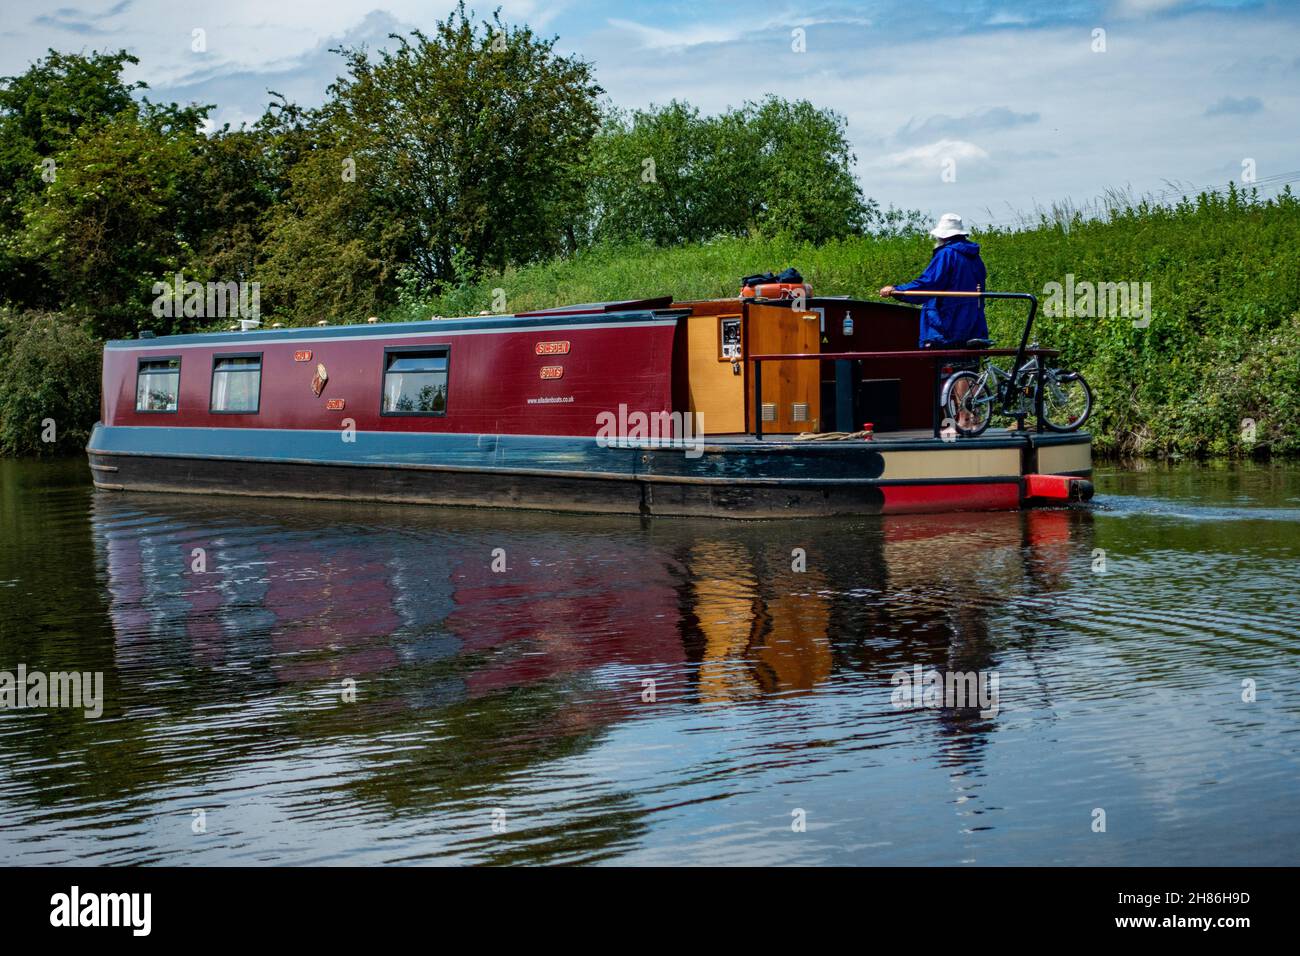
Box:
382 348 448 415
210 354 262 413
135 357 180 412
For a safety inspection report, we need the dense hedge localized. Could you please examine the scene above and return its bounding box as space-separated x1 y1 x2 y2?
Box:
0 311 101 456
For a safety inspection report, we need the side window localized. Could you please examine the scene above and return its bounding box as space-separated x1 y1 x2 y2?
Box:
210 354 262 413
135 357 180 412
382 348 448 415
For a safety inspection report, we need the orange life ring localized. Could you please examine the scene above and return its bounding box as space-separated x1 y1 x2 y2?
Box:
741 281 812 300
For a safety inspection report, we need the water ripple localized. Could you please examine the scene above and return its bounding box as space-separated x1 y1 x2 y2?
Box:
1 459 1299 864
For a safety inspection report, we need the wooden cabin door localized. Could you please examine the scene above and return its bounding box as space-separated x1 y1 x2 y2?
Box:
685 311 746 433
746 303 821 434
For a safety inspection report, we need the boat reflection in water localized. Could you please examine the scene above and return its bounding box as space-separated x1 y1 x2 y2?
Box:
90 494 1092 862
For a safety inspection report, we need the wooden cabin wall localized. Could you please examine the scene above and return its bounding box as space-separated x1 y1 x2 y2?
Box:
745 303 821 434
672 299 751 434
681 311 745 433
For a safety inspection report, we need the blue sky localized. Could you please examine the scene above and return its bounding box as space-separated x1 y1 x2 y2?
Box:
3 0 1298 226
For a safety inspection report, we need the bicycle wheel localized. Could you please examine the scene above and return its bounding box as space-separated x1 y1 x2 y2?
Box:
1038 369 1092 432
942 370 994 437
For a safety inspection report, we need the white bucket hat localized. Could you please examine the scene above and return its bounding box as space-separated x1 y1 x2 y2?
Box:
930 212 968 239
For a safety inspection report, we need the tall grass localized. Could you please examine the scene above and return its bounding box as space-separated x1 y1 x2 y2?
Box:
390 186 1300 458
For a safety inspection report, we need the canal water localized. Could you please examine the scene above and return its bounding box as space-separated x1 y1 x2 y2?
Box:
1 458 1297 865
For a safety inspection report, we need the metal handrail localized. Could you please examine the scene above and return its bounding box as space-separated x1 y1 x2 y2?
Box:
748 291 1043 440
891 290 1040 419
750 347 1057 362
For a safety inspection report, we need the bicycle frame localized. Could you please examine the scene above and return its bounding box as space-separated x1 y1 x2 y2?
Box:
964 355 1043 421
892 289 1043 428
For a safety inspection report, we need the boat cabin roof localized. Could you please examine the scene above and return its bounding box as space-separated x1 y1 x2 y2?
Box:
111 295 920 350
108 307 682 350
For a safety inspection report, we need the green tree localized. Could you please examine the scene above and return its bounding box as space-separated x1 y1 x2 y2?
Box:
744 97 876 243
19 105 209 340
194 96 311 292
0 49 147 307
261 1 603 321
584 96 874 246
0 310 101 456
259 125 406 324
584 101 748 246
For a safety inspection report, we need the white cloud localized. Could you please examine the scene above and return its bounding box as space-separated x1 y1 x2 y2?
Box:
987 11 1032 27
605 9 871 53
877 139 991 170
1109 0 1189 16
0 1 567 91
1 1 1296 224
605 18 749 51
586 7 1300 223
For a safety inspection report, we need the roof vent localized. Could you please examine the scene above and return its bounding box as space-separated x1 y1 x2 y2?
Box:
138 330 156 339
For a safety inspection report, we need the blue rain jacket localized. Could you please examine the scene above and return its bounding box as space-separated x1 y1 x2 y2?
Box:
894 239 989 346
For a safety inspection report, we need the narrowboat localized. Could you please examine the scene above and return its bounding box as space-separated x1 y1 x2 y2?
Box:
86 291 1094 518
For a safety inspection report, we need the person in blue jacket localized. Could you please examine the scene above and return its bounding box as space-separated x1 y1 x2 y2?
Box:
879 213 988 347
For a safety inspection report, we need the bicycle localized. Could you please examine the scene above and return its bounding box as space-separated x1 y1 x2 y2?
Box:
887 288 1093 438
940 340 1093 437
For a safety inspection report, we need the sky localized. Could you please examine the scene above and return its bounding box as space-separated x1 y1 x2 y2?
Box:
2 0 1298 227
